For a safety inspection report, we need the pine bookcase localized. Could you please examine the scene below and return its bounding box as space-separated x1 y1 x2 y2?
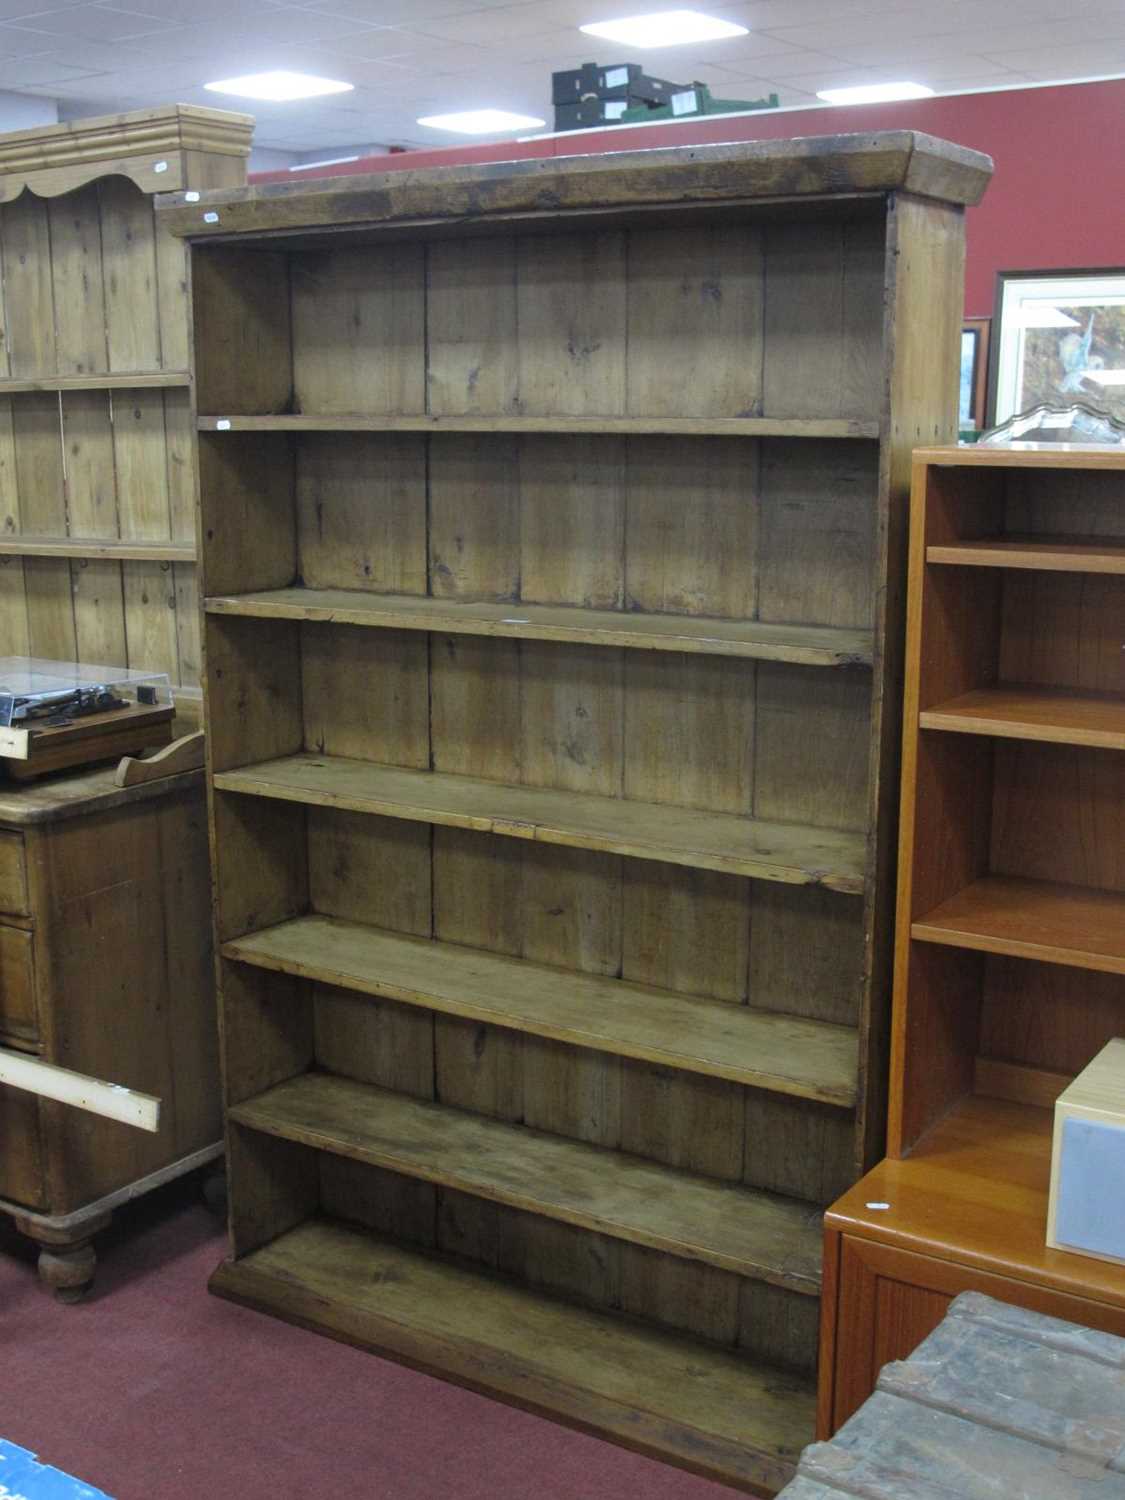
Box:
0 105 251 711
819 445 1125 1439
161 133 991 1492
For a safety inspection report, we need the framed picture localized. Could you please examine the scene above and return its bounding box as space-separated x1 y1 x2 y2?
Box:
960 317 990 430
990 269 1125 426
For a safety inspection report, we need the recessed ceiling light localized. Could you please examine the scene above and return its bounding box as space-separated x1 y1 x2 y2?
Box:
580 9 748 46
204 71 354 102
416 109 547 133
817 82 934 104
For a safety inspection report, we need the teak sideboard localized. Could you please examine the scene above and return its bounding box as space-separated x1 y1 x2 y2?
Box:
819 445 1125 1438
160 132 991 1493
0 104 252 716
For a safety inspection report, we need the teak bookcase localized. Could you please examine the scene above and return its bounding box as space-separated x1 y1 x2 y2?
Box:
820 445 1125 1437
161 133 991 1493
0 105 251 709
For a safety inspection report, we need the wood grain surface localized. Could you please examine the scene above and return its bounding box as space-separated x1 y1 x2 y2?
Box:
212 1217 816 1495
215 754 868 890
223 914 860 1104
186 138 984 1483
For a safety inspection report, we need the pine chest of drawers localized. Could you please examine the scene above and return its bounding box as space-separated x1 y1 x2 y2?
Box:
0 764 220 1298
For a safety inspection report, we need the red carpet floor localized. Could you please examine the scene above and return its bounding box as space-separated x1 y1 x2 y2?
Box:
0 1180 733 1500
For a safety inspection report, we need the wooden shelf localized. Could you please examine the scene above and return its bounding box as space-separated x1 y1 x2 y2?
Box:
912 875 1125 975
0 371 191 394
214 754 867 893
928 534 1125 574
223 915 859 1105
204 588 873 667
231 1071 824 1290
0 536 196 562
917 445 1125 471
920 686 1125 750
197 413 881 439
827 1094 1125 1312
211 1217 816 1494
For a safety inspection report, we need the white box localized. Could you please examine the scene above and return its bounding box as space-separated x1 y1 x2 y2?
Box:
1047 1037 1125 1266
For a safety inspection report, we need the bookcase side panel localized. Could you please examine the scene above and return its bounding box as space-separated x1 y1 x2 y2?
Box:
861 192 966 1172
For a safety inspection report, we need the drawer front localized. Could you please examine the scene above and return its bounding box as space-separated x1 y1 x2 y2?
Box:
829 1233 1125 1434
0 831 27 917
0 923 37 1044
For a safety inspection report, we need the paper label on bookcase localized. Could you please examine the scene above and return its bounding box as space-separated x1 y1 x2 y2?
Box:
0 726 29 759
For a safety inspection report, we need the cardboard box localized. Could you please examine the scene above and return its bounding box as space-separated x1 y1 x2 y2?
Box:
621 83 780 122
554 98 645 130
551 62 679 105
1047 1037 1125 1266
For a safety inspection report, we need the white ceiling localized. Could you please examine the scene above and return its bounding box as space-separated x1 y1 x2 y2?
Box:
3 0 1125 153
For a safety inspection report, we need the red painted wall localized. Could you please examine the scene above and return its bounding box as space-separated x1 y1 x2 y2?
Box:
250 79 1125 317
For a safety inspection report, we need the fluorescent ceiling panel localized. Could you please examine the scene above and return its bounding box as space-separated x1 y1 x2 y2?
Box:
579 10 749 47
417 108 547 132
205 71 355 101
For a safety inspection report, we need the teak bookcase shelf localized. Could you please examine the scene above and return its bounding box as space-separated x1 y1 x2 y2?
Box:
0 105 251 705
162 132 991 1493
819 444 1125 1439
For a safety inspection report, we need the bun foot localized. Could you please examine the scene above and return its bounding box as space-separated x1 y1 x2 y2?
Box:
36 1240 97 1302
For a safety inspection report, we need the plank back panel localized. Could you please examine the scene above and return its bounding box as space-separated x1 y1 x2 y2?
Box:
761 215 884 422
48 186 108 376
292 245 425 416
979 955 1125 1080
516 232 626 417
1 194 56 378
625 223 764 418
